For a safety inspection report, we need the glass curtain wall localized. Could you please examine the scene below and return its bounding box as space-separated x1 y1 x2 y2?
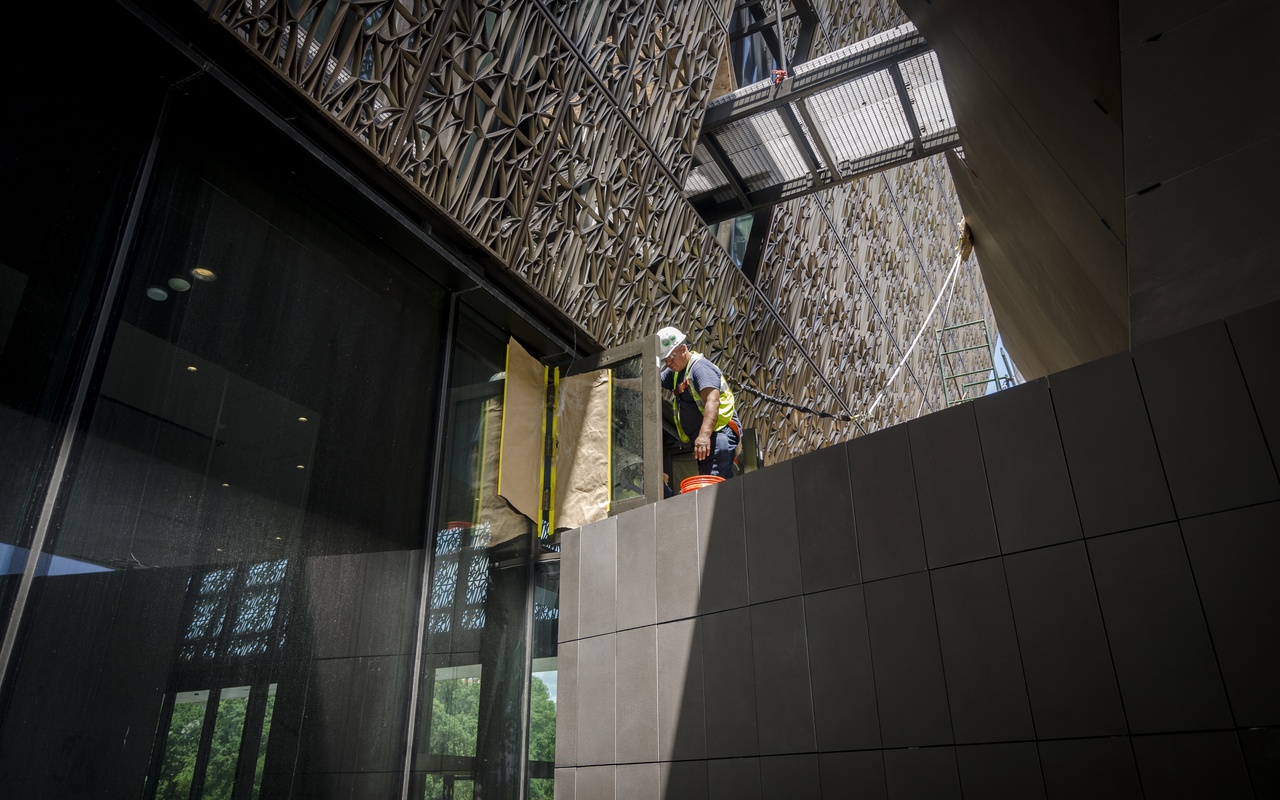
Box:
0 7 168 623
410 305 540 800
0 15 565 800
712 213 757 269
730 6 780 86
0 78 455 797
527 561 560 800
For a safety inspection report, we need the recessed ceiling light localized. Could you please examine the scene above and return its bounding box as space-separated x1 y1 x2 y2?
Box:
168 277 192 292
221 483 230 488
186 366 198 372
275 536 283 541
146 287 168 301
191 267 217 282
296 464 306 470
216 548 223 552
298 417 308 423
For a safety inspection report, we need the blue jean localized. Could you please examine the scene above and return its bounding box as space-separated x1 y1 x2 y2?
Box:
697 423 738 478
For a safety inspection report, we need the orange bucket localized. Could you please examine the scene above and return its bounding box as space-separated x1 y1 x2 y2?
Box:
680 474 725 493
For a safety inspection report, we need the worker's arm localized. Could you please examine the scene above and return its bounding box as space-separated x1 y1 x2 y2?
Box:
694 387 720 461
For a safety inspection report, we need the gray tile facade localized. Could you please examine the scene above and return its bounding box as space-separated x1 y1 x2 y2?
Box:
556 304 1280 797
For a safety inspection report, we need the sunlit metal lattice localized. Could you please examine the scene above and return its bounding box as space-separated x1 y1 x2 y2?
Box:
193 0 998 464
426 522 492 635
533 601 559 622
179 560 287 662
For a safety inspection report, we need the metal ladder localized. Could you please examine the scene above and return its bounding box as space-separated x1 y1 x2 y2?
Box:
935 319 998 406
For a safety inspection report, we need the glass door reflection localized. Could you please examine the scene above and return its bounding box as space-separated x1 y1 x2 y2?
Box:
414 307 534 800
151 683 277 800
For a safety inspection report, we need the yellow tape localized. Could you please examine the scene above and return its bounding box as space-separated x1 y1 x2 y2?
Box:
498 342 511 500
606 370 613 513
536 365 549 538
547 367 559 536
474 398 487 525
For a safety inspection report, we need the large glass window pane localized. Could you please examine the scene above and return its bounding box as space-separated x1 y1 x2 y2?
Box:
0 4 166 617
155 690 211 799
0 83 446 798
611 355 646 503
411 305 535 800
151 683 272 799
205 686 252 800
711 212 756 270
250 684 277 800
730 9 779 86
527 560 560 800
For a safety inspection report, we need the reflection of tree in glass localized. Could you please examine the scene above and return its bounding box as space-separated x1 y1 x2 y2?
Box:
154 691 275 800
530 778 555 800
611 356 647 500
420 676 556 799
156 701 205 799
422 676 481 800
251 693 276 798
527 675 556 800
430 677 481 756
202 696 247 799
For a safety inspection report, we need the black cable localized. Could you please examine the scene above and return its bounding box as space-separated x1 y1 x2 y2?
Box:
735 383 868 426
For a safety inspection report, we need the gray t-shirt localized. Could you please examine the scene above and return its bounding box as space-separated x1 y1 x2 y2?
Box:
660 357 724 439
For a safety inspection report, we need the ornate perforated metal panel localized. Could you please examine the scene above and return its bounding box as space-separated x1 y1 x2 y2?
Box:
207 0 452 156
178 560 288 662
194 0 1000 464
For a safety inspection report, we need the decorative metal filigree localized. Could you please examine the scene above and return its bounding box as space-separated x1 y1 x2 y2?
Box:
756 156 994 445
464 554 489 604
208 0 451 155
179 559 287 662
515 98 650 322
395 0 576 262
540 0 649 100
625 0 726 179
195 0 1000 465
533 600 558 621
426 523 493 635
429 559 459 609
810 0 908 58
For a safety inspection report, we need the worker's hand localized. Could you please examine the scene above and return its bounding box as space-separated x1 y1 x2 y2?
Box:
694 432 711 461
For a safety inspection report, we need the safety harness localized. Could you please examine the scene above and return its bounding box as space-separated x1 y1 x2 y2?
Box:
670 351 739 443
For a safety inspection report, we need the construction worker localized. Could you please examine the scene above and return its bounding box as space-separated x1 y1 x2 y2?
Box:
657 326 740 479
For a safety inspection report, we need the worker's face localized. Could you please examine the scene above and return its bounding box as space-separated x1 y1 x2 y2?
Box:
663 343 690 371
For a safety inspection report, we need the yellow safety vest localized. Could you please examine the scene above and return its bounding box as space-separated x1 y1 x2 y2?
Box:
670 352 736 443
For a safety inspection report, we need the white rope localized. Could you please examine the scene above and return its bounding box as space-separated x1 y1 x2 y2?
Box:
865 249 967 417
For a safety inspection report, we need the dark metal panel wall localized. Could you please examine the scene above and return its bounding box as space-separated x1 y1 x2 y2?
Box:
557 298 1280 798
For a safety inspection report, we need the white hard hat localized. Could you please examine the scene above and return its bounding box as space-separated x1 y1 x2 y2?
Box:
656 326 686 360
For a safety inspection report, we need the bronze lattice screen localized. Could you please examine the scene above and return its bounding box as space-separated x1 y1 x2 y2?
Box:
196 0 998 461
